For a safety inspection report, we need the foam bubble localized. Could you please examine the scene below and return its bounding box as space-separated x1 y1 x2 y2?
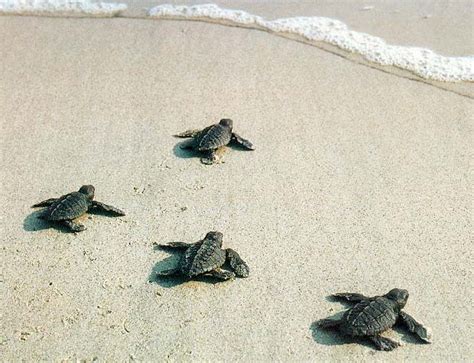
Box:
148 3 474 82
0 0 127 17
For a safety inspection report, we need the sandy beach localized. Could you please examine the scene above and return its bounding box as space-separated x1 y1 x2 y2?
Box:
0 1 473 361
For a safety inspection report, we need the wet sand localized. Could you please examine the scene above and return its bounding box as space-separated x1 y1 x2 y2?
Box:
0 2 472 361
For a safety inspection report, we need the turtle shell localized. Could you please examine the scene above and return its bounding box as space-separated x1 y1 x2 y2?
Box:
179 238 226 277
195 124 232 151
340 297 399 337
42 192 90 221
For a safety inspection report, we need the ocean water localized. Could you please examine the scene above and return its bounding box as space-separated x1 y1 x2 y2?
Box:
0 0 127 17
1 1 473 82
148 4 474 82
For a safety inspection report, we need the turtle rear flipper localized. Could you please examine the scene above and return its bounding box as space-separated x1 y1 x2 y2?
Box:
369 335 401 351
231 132 255 150
316 318 342 329
331 292 368 303
174 129 202 138
398 311 432 343
159 242 192 250
32 198 58 208
226 248 249 278
91 201 125 216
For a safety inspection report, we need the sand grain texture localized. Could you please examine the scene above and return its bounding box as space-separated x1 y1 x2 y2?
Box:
0 8 473 362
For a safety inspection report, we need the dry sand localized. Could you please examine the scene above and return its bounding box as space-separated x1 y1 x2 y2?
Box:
0 2 473 361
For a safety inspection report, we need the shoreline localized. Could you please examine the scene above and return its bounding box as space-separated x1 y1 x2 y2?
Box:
1 2 474 90
1 5 473 362
1 14 472 98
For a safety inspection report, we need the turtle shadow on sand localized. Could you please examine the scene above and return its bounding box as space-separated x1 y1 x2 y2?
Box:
172 119 255 165
149 257 184 288
309 318 375 349
310 295 382 349
310 319 427 350
149 244 235 288
172 141 196 160
23 210 71 233
26 185 125 233
310 295 432 349
23 210 116 233
173 142 252 159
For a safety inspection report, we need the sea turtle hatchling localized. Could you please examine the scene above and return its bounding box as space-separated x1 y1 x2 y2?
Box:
174 118 255 164
317 288 432 351
32 185 125 232
156 231 249 281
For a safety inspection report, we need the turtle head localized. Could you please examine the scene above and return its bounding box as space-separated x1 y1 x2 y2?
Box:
78 185 95 200
385 288 409 309
219 118 233 129
204 231 223 247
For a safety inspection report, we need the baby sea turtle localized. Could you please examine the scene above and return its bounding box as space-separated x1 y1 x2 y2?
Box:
317 288 431 351
174 118 255 164
32 185 125 232
156 231 249 280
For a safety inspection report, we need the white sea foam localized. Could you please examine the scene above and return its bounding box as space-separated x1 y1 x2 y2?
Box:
0 0 127 17
148 3 474 82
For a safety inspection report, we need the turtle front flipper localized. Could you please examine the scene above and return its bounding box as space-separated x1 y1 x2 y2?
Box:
174 129 202 138
91 201 125 216
398 311 432 343
62 220 86 232
200 147 227 165
32 198 58 208
158 242 192 250
331 292 368 303
316 318 342 329
369 335 401 351
225 248 249 278
231 132 255 150
206 268 235 280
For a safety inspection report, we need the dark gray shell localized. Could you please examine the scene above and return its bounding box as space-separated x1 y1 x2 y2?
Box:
195 124 232 151
42 192 90 221
340 297 399 337
179 238 226 277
